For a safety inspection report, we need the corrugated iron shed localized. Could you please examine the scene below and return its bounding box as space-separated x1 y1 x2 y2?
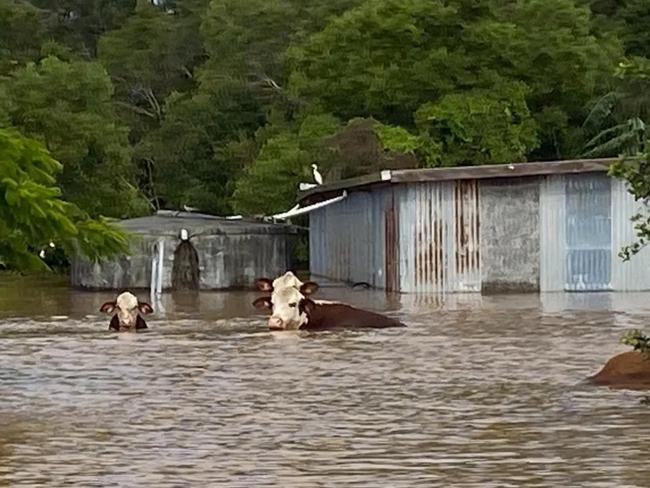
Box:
302 158 650 293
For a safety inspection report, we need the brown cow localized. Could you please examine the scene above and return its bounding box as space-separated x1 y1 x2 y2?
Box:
587 350 650 390
253 285 405 331
99 291 153 332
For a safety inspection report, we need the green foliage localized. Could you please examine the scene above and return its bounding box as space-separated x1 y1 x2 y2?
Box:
617 0 650 59
0 0 645 236
592 59 650 263
415 84 538 166
581 58 650 157
0 0 46 76
98 0 206 116
0 128 131 271
28 0 136 56
621 329 650 356
584 0 650 59
232 114 340 215
141 88 264 214
374 124 423 155
200 0 362 101
373 123 440 167
288 0 619 159
609 154 650 261
2 55 148 218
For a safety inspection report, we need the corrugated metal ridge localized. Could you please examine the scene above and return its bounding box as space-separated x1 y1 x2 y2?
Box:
391 158 615 183
297 158 616 204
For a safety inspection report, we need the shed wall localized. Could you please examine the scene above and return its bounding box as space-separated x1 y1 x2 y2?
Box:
309 189 391 287
539 174 650 292
72 232 295 290
611 178 650 291
480 177 540 292
308 172 650 293
397 181 480 293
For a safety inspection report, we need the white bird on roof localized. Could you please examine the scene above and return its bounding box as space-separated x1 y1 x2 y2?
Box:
311 163 323 185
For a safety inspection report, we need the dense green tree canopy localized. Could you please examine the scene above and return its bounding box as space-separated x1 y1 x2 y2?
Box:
0 128 130 270
0 0 46 76
232 113 340 215
0 0 649 269
288 0 620 160
2 56 147 218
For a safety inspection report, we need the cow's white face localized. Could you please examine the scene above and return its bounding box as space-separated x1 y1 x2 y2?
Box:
268 287 308 330
253 273 319 330
100 292 153 329
115 292 139 328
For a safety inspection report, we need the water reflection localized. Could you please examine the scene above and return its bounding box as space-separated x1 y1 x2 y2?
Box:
1 276 650 486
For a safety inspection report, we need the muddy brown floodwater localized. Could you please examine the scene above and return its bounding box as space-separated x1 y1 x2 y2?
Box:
1 274 650 487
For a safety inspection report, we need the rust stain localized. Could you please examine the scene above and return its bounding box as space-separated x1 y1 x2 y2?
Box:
385 195 398 292
454 180 480 289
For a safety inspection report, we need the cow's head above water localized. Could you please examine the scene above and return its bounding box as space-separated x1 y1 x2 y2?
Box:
99 291 153 331
255 271 313 293
253 285 316 330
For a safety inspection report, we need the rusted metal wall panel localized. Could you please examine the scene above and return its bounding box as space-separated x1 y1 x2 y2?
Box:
397 181 480 293
611 179 650 291
309 189 392 288
454 180 481 292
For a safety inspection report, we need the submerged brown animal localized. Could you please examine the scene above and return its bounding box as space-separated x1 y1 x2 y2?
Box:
253 285 405 331
587 351 650 390
99 291 153 332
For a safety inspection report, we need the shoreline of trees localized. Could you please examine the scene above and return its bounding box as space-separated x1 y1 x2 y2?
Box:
2 0 650 270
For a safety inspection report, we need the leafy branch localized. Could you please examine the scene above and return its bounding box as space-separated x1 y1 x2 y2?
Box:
621 329 650 356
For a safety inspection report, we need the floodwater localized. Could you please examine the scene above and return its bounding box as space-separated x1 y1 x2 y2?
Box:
1 275 650 487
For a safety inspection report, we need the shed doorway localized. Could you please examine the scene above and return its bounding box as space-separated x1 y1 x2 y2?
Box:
172 241 200 290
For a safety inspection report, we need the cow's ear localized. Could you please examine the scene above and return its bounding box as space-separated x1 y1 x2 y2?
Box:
300 298 316 315
253 296 272 310
255 278 273 292
138 302 154 314
100 301 116 313
300 281 319 296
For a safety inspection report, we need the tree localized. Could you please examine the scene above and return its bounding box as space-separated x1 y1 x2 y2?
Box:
610 152 650 261
582 0 650 59
0 128 131 271
139 0 363 215
287 0 620 160
589 59 650 261
199 0 363 106
28 0 137 57
141 88 264 214
2 55 148 218
0 0 46 76
232 113 340 215
415 83 538 166
98 0 207 128
581 58 650 158
98 0 214 209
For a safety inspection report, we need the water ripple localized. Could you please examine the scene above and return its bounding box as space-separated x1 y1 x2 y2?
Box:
1 286 650 486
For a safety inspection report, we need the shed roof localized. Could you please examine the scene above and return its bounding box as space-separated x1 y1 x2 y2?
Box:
117 211 297 236
297 157 617 205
